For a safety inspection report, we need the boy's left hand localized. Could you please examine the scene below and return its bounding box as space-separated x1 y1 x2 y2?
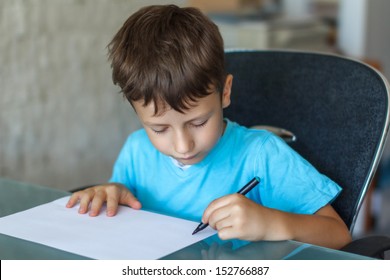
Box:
202 194 271 241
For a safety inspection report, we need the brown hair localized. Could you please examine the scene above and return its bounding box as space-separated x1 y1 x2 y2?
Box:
107 5 226 115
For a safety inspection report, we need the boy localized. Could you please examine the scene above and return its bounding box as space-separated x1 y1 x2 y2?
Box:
66 5 351 249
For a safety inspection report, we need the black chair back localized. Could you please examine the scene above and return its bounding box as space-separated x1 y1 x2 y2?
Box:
224 50 390 231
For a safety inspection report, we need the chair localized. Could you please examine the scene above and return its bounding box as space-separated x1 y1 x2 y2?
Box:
224 49 390 258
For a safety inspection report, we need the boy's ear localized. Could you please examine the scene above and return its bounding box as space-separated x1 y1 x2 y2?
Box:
222 74 233 109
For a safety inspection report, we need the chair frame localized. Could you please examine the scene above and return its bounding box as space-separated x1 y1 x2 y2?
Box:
332 52 390 232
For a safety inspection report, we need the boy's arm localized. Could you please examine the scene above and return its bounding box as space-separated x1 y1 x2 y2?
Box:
202 194 351 249
66 183 141 216
285 203 352 249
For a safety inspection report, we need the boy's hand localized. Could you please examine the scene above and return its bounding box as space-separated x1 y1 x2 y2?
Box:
203 194 351 249
202 194 270 241
66 183 141 217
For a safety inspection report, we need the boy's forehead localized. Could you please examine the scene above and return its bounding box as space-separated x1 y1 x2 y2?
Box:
133 92 221 119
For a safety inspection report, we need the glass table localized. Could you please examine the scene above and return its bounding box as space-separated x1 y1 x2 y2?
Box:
0 178 372 260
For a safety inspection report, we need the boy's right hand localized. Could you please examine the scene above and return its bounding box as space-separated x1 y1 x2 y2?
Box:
66 183 141 217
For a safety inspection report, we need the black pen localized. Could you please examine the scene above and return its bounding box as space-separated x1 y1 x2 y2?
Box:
192 176 260 235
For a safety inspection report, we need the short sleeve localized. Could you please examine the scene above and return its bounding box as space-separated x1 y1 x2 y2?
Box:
256 134 341 214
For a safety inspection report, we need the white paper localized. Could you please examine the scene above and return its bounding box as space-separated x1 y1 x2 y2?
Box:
0 197 216 259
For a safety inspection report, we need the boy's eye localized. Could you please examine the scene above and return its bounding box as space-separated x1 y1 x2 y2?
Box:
192 120 208 128
151 127 167 134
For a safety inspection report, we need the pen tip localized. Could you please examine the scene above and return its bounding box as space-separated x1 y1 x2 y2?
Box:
192 222 206 235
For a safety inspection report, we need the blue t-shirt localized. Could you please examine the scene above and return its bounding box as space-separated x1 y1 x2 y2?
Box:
110 119 341 222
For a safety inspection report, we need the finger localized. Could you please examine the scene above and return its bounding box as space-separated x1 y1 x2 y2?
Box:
77 190 94 214
214 215 234 231
89 190 107 217
202 196 233 224
208 205 231 230
106 194 120 217
66 193 81 208
217 226 236 240
120 189 142 210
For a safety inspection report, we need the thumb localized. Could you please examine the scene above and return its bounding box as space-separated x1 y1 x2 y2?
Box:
120 190 142 210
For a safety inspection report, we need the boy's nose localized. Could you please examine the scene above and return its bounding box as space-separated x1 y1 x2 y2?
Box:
174 131 194 155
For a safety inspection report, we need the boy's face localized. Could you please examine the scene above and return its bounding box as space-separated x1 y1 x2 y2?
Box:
133 75 233 165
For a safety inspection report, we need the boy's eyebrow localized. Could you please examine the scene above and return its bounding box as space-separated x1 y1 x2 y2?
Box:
143 121 168 127
144 111 213 126
186 112 212 123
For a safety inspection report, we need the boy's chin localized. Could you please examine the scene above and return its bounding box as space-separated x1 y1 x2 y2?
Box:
175 154 205 165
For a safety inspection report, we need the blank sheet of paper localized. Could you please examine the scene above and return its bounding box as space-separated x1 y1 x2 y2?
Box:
0 197 216 259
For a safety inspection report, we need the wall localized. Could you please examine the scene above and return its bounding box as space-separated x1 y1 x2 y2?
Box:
337 0 367 58
0 0 184 190
365 0 390 78
338 0 390 78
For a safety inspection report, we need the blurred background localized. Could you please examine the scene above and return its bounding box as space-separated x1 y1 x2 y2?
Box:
1 0 389 238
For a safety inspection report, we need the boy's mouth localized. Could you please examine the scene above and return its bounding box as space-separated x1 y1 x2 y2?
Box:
178 155 196 161
175 153 200 164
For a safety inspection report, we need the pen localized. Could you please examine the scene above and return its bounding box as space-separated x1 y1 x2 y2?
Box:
192 176 260 235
